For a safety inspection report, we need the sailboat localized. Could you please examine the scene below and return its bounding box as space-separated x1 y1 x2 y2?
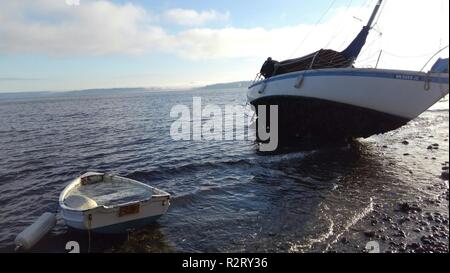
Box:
247 0 449 142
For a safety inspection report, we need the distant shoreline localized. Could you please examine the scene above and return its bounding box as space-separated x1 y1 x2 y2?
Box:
0 81 253 99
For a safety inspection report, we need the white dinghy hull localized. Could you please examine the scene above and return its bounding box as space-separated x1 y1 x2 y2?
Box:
59 173 170 234
248 68 449 141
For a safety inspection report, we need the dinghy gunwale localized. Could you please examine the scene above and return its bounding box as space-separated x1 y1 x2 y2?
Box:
60 195 170 232
59 172 170 213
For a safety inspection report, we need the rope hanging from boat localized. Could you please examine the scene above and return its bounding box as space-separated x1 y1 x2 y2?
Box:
87 214 92 253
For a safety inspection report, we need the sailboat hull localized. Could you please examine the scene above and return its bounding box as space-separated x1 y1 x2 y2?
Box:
248 68 449 141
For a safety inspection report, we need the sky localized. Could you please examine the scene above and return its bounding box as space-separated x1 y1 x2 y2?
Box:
0 0 448 92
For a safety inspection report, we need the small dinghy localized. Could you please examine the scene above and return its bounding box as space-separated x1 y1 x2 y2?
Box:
59 172 170 233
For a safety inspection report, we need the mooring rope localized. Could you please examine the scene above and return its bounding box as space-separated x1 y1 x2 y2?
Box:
87 214 92 253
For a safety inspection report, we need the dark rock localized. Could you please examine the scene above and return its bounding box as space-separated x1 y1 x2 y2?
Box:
427 145 434 150
402 141 409 145
364 231 376 238
403 153 410 156
441 171 449 181
421 236 431 245
398 202 422 214
392 225 402 232
399 217 411 225
432 143 439 147
398 230 407 238
409 243 421 249
341 237 350 245
389 242 399 247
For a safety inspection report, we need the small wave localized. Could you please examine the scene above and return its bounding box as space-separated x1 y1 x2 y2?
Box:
256 150 316 165
324 198 374 251
289 217 335 253
288 198 374 253
127 158 254 182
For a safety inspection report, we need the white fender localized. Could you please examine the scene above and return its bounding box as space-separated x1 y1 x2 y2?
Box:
15 212 56 251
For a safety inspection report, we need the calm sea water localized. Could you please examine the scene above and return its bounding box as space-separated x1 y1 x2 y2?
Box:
0 88 448 252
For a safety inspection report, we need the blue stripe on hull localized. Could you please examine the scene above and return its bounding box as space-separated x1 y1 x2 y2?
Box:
249 70 449 89
92 215 163 234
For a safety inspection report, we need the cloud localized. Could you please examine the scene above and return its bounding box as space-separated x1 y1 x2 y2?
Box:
0 0 169 55
0 0 448 70
163 8 230 26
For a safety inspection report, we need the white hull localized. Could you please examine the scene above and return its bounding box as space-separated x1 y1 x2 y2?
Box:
248 68 449 120
59 173 170 233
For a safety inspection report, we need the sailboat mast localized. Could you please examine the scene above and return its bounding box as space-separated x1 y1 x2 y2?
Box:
366 0 383 28
341 0 385 60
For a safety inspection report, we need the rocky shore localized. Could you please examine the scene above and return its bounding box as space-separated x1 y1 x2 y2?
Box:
329 141 449 253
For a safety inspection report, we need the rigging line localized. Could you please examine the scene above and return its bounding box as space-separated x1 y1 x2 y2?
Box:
382 49 442 59
357 0 372 14
344 0 384 61
337 0 375 50
354 47 382 63
420 45 449 72
324 0 354 48
288 0 338 58
439 0 444 50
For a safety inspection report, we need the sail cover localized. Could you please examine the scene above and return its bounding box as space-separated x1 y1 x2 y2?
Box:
260 50 352 78
260 26 370 79
259 0 383 79
341 26 370 60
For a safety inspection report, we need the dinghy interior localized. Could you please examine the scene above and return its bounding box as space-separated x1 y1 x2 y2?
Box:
66 174 152 209
59 172 170 234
